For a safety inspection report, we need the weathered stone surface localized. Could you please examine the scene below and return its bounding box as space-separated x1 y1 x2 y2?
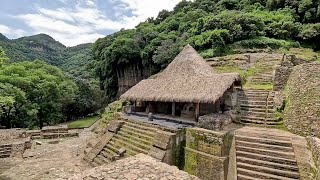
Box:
274 66 292 91
284 62 320 137
198 113 232 131
83 132 114 162
185 128 232 180
67 154 199 180
186 128 231 157
107 120 124 133
184 147 228 180
306 137 320 179
148 147 166 161
152 131 175 150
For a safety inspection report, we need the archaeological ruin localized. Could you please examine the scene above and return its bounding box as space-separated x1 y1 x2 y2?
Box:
1 45 319 180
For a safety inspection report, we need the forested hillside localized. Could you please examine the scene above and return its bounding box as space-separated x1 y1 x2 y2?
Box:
93 0 320 101
0 34 106 128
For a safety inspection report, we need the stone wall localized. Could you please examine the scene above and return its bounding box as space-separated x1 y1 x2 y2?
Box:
284 62 320 137
184 128 233 180
307 137 320 179
273 55 294 91
148 129 185 168
274 66 292 91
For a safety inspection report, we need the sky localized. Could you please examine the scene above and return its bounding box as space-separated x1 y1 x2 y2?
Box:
0 0 181 46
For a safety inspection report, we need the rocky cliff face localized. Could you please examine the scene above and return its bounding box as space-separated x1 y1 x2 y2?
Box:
116 63 151 96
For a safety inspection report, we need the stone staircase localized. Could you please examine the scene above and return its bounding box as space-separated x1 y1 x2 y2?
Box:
250 72 274 85
91 120 156 166
0 144 12 158
238 90 282 126
235 127 300 180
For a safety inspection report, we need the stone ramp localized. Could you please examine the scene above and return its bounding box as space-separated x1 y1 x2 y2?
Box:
235 127 300 179
239 90 282 126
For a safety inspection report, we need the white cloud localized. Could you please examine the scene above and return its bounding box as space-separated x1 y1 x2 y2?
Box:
120 0 182 27
0 24 26 37
13 0 182 46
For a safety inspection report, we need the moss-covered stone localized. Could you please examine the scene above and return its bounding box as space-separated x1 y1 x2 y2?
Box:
186 128 230 157
185 128 233 180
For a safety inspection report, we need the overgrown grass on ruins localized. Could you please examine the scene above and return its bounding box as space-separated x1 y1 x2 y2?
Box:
68 116 99 129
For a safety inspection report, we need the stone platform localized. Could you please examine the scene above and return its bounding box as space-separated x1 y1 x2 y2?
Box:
68 154 199 180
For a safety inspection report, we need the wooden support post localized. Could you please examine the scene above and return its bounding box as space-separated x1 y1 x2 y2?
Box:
134 101 137 112
146 102 150 114
172 102 175 117
195 103 200 121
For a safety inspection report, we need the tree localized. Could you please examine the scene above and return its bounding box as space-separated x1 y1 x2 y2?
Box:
0 60 78 128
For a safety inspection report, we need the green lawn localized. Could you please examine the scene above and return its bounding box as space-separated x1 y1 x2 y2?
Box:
67 116 99 129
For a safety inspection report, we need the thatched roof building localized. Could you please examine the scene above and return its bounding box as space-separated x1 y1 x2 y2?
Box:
120 45 241 104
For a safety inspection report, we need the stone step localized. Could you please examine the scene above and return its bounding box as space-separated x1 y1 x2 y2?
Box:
121 125 155 138
32 135 42 139
117 130 153 145
101 147 117 160
241 116 266 121
239 100 267 105
97 155 111 164
241 116 280 123
114 134 152 151
237 157 298 172
236 146 296 159
112 136 149 154
120 127 154 142
94 156 106 166
108 141 138 156
237 162 299 179
240 111 277 118
240 104 272 109
240 119 265 125
236 151 297 166
240 107 276 113
238 174 261 180
90 160 99 167
235 135 292 146
125 120 159 132
236 132 291 142
237 168 298 180
0 144 12 148
236 140 294 152
0 153 11 158
0 149 12 154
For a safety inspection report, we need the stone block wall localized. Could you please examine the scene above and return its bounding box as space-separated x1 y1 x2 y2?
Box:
307 137 320 179
148 129 185 168
184 128 233 180
284 62 320 137
274 66 292 91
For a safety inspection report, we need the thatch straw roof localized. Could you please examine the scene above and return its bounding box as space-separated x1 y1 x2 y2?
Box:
120 45 241 103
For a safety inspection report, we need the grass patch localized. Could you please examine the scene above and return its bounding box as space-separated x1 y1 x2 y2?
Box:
278 48 320 61
67 116 99 129
243 83 273 90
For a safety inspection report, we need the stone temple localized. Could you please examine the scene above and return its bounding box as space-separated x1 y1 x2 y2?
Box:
2 45 319 180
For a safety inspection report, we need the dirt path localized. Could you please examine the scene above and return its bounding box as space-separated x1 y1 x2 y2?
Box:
0 129 94 180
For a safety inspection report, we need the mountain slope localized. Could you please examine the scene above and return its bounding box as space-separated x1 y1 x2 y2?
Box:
0 33 94 81
93 0 320 100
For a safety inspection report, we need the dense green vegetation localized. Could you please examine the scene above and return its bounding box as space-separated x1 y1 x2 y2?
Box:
0 34 107 127
0 49 78 128
67 116 99 129
93 0 320 101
